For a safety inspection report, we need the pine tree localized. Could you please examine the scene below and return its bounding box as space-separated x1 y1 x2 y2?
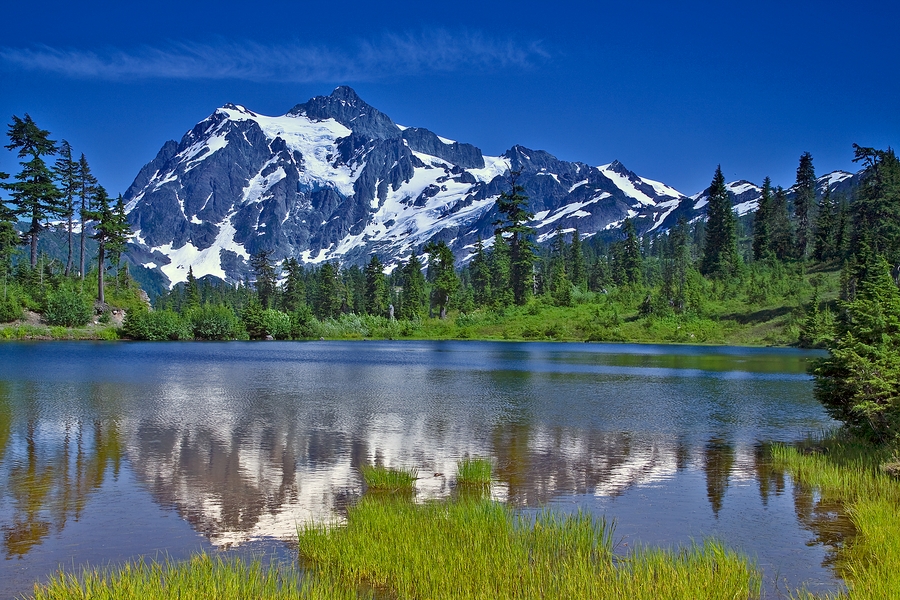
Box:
399 252 426 320
315 262 344 319
494 170 536 305
363 254 388 316
812 185 835 262
619 217 643 285
569 226 586 291
469 236 491 306
250 250 277 309
87 186 130 303
549 225 571 305
77 154 98 279
489 232 512 306
4 114 63 267
0 170 17 275
752 177 773 261
701 166 740 277
281 257 305 313
770 186 795 261
53 140 79 276
851 145 900 266
107 194 130 288
185 266 201 309
794 152 816 260
424 241 458 319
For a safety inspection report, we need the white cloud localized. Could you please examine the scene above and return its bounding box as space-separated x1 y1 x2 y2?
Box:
0 31 550 82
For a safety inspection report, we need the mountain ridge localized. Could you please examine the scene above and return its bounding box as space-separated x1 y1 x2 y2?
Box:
123 87 860 290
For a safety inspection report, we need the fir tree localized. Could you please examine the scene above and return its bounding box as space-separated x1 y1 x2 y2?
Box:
851 145 900 266
424 241 458 319
701 166 740 277
185 266 201 309
469 236 491 306
494 170 536 305
107 194 130 287
87 186 130 303
281 257 305 312
250 250 277 308
399 252 426 320
812 185 835 262
4 114 63 267
315 262 344 319
77 154 98 279
569 226 586 291
489 232 512 306
550 225 571 305
752 177 773 261
770 186 795 261
53 140 79 276
616 217 643 286
794 152 816 260
363 254 388 316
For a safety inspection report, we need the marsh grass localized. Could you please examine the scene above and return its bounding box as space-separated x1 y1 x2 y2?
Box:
770 433 900 599
29 554 365 600
297 496 761 600
359 464 418 492
456 457 493 486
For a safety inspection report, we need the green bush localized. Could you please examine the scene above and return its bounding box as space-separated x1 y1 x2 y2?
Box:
189 305 239 340
43 286 92 327
0 289 23 323
261 309 292 340
123 309 192 341
290 305 316 339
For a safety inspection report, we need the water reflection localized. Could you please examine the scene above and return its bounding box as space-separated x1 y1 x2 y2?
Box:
0 341 845 597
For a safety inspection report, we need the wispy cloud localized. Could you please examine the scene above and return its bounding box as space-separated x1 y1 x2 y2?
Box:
0 31 550 82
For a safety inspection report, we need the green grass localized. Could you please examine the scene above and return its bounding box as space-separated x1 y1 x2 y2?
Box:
358 464 418 492
29 554 366 600
0 323 121 340
457 457 493 486
770 432 900 599
297 496 760 600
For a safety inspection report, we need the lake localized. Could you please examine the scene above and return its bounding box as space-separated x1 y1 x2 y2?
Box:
0 340 846 597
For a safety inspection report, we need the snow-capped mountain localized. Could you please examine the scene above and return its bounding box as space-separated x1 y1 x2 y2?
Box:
124 87 860 289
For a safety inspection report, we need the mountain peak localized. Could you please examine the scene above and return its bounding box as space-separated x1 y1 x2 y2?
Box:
287 87 399 140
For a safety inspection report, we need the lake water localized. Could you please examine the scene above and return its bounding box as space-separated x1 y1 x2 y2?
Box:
0 341 847 597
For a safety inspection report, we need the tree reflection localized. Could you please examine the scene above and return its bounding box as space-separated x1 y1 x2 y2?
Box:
0 386 124 559
703 437 735 517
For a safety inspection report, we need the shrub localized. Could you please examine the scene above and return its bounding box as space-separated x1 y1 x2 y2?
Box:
0 289 23 323
43 286 92 327
261 309 292 340
123 309 191 341
189 305 239 340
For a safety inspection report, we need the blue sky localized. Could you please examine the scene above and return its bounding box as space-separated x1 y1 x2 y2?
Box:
1 0 897 197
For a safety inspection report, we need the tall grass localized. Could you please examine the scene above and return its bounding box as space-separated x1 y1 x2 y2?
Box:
298 496 760 600
358 464 418 492
30 554 365 600
770 433 900 599
457 457 493 486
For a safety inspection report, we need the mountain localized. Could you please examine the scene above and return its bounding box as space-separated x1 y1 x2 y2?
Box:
123 87 860 289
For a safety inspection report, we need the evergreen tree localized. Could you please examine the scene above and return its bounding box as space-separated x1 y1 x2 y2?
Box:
549 225 572 305
108 194 130 287
77 154 98 279
53 140 79 276
87 185 130 303
752 177 773 261
851 145 900 266
315 262 344 319
812 185 835 262
770 186 795 261
0 172 17 276
569 226 586 290
701 166 740 277
399 252 426 320
812 256 900 441
281 257 305 312
424 241 458 319
494 170 536 305
185 266 201 309
250 250 277 308
469 236 491 306
794 152 816 260
489 232 512 306
4 114 63 267
363 254 388 316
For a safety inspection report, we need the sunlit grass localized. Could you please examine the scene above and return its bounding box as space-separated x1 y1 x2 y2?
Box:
770 433 900 599
358 464 417 492
29 554 365 600
456 457 493 486
297 496 761 600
